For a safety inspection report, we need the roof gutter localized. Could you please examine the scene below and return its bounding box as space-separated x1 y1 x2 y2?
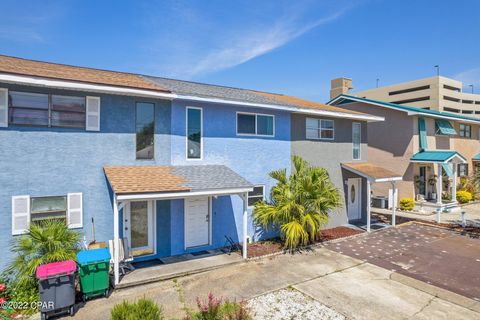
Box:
116 187 254 201
0 73 177 99
176 94 384 122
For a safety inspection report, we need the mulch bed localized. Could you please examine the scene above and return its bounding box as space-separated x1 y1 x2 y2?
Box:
246 226 364 258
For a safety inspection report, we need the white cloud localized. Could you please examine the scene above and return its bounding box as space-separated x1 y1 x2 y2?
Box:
187 10 347 77
143 1 355 78
453 67 480 87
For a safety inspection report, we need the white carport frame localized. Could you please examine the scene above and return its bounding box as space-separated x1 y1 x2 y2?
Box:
112 187 252 286
341 165 403 232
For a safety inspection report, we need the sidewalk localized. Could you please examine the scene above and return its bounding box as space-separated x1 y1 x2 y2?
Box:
71 246 480 319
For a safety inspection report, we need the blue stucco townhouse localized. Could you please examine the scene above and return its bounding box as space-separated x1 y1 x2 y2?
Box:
0 55 384 286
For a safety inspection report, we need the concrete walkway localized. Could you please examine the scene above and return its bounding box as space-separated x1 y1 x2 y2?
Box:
71 247 480 319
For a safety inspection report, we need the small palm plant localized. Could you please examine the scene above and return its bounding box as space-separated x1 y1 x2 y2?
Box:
4 219 81 290
253 156 342 250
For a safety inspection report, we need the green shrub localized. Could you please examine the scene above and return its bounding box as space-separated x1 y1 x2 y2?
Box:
185 293 251 320
456 190 473 204
111 298 163 320
399 198 415 211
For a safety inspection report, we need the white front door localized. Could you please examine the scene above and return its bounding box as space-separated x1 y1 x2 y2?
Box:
185 197 210 248
347 178 362 221
125 200 155 257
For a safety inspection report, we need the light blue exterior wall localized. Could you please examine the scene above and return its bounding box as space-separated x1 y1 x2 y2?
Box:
0 83 171 270
0 84 291 269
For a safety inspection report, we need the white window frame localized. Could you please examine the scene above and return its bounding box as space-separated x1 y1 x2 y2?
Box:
352 122 361 160
306 118 335 141
236 112 275 137
186 106 203 160
248 185 265 208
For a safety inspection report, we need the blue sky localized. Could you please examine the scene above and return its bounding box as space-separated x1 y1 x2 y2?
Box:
0 0 479 102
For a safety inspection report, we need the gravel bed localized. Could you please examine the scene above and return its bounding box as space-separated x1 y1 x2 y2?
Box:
247 288 345 320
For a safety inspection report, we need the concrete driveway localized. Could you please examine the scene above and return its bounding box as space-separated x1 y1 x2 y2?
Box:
71 242 480 319
324 222 480 301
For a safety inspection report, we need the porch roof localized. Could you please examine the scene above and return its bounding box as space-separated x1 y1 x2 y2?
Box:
473 153 480 161
104 165 254 199
341 162 403 182
410 150 466 163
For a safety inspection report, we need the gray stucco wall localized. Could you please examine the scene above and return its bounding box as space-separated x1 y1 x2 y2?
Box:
291 114 368 227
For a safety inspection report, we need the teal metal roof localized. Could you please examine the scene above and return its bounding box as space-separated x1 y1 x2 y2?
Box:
410 150 466 162
473 153 480 161
435 119 457 135
328 94 480 123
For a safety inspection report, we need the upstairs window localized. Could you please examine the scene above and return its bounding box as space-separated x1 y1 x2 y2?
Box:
352 122 361 160
237 113 274 136
136 102 155 160
9 91 86 128
459 124 471 138
306 118 334 140
187 107 202 159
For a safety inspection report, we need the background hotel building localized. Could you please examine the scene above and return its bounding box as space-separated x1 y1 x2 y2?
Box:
330 76 480 116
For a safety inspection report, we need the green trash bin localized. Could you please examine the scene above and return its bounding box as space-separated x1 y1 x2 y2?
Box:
77 248 111 301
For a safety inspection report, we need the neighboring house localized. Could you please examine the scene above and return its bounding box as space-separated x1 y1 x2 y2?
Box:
0 55 382 285
330 76 480 115
328 94 480 214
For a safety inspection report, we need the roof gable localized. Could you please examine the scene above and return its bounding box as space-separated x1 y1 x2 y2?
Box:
329 94 480 124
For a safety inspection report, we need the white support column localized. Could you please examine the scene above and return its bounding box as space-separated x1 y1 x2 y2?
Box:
452 163 458 203
391 181 397 227
113 195 120 286
367 180 371 232
437 163 443 206
242 193 248 259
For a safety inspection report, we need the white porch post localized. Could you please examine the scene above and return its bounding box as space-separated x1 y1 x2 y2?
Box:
242 193 248 259
452 163 457 203
367 180 371 232
437 163 443 205
391 181 397 227
113 195 120 286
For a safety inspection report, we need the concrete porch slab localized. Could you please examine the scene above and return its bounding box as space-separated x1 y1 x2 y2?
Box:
116 251 244 289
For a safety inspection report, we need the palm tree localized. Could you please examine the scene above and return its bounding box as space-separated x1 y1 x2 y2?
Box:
253 156 342 250
4 219 81 289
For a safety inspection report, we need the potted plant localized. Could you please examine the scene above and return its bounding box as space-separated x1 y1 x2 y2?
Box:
428 175 438 200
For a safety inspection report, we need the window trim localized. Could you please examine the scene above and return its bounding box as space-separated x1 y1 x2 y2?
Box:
352 122 361 160
247 185 265 208
236 112 275 137
135 101 156 160
458 163 469 177
186 106 203 161
305 118 335 141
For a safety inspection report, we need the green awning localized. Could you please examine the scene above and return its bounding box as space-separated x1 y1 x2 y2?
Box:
473 153 480 161
442 163 453 177
411 150 467 163
418 118 427 150
435 119 456 135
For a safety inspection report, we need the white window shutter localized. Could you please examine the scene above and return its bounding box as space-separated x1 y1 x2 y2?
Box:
67 193 83 229
12 195 30 235
0 88 8 128
86 96 100 131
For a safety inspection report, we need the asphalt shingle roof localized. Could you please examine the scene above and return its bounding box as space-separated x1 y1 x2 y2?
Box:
104 165 253 195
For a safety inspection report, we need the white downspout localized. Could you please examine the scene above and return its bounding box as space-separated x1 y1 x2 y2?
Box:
113 195 120 286
242 193 248 259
